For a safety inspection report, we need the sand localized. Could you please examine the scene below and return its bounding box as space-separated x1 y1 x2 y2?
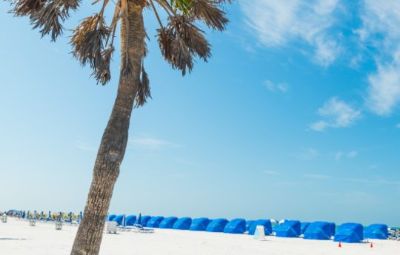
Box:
1 218 399 255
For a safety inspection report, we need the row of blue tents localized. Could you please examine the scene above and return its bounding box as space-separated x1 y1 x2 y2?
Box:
108 214 388 242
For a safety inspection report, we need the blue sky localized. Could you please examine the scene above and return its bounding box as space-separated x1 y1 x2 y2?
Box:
0 1 399 226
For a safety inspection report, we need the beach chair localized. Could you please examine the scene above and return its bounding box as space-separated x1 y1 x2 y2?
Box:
29 219 36 226
1 213 7 223
55 221 63 230
131 224 154 233
106 221 118 234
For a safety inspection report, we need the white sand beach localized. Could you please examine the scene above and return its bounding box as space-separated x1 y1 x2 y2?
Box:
1 218 399 255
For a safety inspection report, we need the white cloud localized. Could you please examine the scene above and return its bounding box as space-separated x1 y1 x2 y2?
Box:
130 136 180 150
304 173 331 180
335 150 358 160
297 148 319 160
263 170 280 175
310 98 361 131
264 80 288 93
75 141 96 152
367 62 400 115
240 0 342 66
360 1 400 115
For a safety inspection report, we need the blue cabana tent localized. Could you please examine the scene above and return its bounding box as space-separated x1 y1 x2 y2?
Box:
159 217 178 229
328 222 336 236
275 220 301 237
173 217 192 230
334 223 364 243
138 215 151 226
246 220 255 232
113 215 125 225
146 216 164 228
190 218 210 231
248 219 272 235
224 218 246 234
206 218 229 232
125 215 137 226
108 214 117 221
364 224 388 240
304 221 332 240
301 222 310 234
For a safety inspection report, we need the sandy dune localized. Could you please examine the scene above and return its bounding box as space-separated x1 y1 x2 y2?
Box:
0 218 398 255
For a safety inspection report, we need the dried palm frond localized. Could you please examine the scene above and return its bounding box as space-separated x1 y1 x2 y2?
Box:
135 65 151 107
191 0 228 31
92 46 114 85
27 0 80 41
13 0 46 16
158 15 210 75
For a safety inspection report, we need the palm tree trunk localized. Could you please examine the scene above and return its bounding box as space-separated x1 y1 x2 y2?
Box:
70 2 146 255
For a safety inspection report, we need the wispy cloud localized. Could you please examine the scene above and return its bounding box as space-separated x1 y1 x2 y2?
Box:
360 1 400 115
296 148 319 160
396 123 400 128
303 173 331 180
264 80 288 93
240 0 342 66
335 150 358 160
310 98 361 131
130 136 181 150
263 170 280 176
75 141 96 152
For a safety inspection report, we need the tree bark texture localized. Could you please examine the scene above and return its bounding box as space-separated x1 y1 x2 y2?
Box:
70 2 146 254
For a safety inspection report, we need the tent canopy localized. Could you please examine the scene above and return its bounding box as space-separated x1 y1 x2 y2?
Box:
364 224 388 240
190 218 210 231
304 221 333 240
125 215 136 226
113 215 125 225
301 222 310 234
173 217 192 230
146 216 164 228
206 218 228 232
275 220 301 237
138 215 151 226
246 220 255 232
334 223 364 243
248 219 272 235
108 214 116 221
159 217 178 229
224 218 246 234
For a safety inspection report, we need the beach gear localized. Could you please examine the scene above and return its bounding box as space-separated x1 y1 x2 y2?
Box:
159 217 178 229
275 220 301 237
190 218 210 231
304 221 333 240
364 224 388 239
248 219 272 235
246 220 255 232
113 214 125 225
334 223 364 243
125 215 137 226
146 216 164 228
139 215 151 226
253 225 266 240
108 214 117 221
106 221 118 234
206 218 229 232
173 217 192 230
224 218 246 234
301 222 310 234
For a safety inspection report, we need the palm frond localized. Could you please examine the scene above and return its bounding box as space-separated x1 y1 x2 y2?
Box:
71 14 112 84
191 0 228 30
158 15 210 75
135 65 151 107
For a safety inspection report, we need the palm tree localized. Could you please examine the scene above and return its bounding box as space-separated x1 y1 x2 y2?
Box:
9 0 230 254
